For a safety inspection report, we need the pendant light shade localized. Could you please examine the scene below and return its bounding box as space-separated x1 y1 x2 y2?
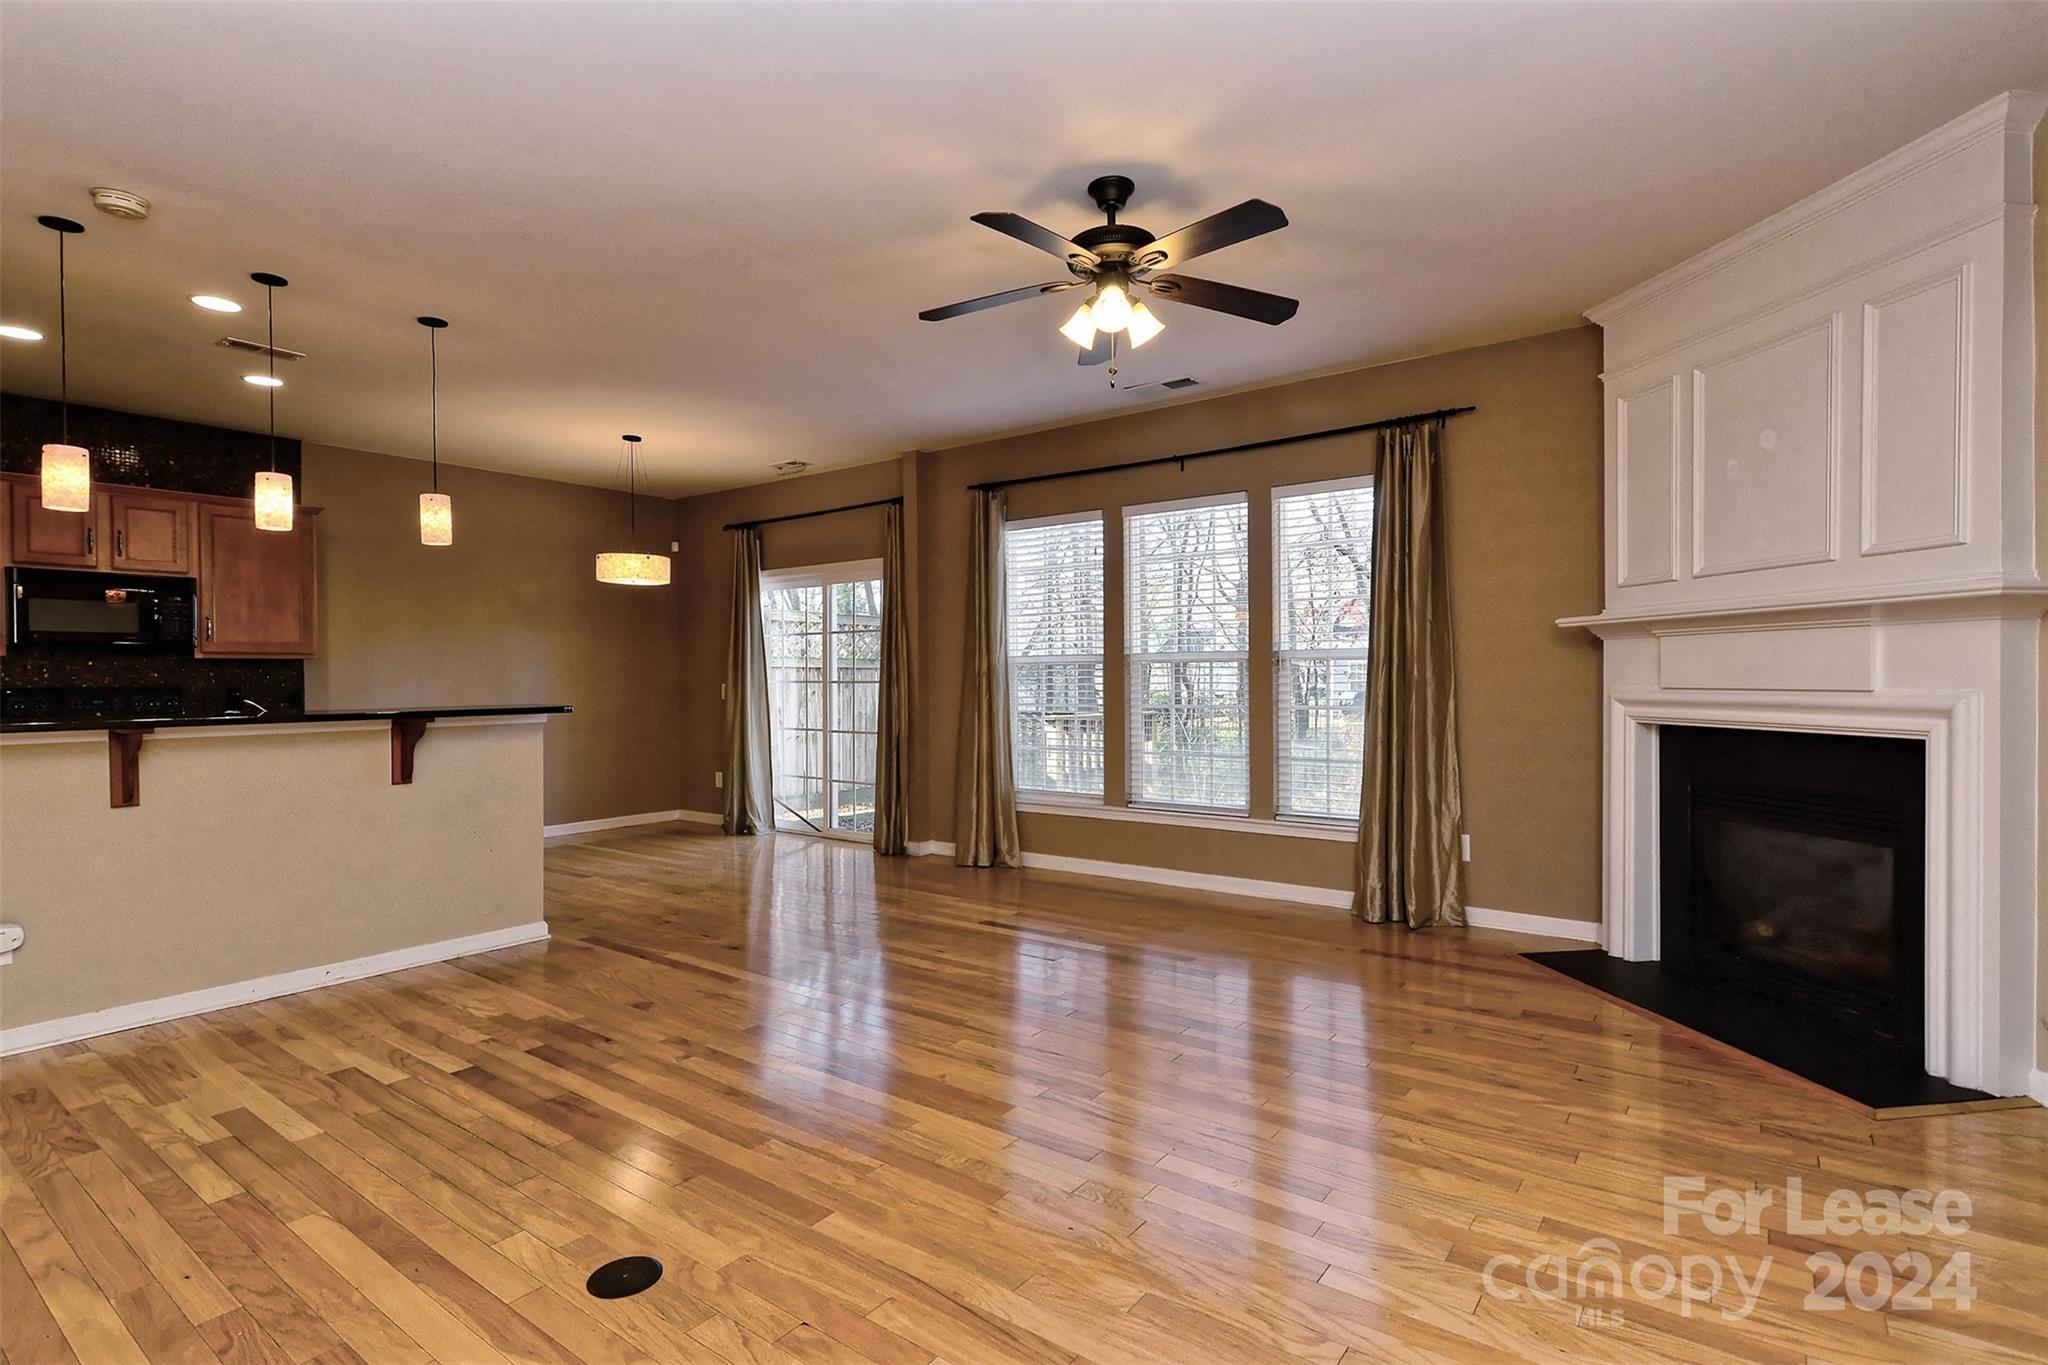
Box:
37 215 90 512
251 272 293 532
253 471 295 531
417 316 452 546
419 492 453 547
596 434 671 586
42 446 91 513
593 551 672 586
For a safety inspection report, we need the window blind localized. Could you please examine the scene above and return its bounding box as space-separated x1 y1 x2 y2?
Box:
1273 478 1374 820
1005 515 1104 797
1125 495 1250 811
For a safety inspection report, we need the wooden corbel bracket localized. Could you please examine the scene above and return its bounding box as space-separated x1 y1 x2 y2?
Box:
391 717 432 784
108 726 153 808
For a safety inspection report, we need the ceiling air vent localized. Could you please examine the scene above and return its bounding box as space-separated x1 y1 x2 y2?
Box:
216 336 306 362
1120 376 1200 395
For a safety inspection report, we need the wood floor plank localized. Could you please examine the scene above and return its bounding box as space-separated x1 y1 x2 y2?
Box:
1 826 2042 1362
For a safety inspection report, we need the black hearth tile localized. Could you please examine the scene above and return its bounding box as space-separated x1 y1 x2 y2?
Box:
1523 949 1997 1113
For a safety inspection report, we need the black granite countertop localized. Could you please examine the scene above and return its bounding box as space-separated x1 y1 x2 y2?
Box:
0 704 571 735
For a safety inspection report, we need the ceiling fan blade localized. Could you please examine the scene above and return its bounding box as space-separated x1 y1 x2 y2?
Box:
1077 332 1112 366
1145 273 1299 325
1136 199 1287 270
919 281 1080 322
971 212 1101 268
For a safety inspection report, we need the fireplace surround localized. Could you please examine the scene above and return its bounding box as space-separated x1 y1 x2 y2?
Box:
1560 91 2046 1099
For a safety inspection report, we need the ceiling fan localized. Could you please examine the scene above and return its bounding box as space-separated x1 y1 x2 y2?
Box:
918 175 1297 370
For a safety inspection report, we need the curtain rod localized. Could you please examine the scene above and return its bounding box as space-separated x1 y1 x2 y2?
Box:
968 405 1475 493
725 495 903 532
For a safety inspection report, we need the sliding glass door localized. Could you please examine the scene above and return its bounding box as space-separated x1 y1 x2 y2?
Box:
761 562 882 839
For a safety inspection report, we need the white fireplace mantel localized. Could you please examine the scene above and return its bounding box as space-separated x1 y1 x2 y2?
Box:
1565 92 2045 1098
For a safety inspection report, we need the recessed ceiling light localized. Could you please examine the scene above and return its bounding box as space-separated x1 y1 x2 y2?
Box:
243 374 284 388
190 294 242 313
0 324 43 342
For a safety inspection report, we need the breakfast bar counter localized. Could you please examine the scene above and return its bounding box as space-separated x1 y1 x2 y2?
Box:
0 705 568 1053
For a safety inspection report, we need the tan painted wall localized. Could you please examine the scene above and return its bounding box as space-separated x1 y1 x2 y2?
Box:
0 719 543 1030
673 326 1605 924
303 444 682 826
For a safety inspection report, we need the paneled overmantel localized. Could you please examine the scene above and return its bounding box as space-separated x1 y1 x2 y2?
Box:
1563 90 2046 1098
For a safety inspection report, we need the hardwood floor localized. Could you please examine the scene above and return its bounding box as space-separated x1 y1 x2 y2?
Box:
4 825 2045 1364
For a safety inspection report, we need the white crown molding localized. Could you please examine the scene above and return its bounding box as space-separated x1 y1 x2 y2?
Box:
543 809 720 837
0 921 549 1057
1588 90 2047 328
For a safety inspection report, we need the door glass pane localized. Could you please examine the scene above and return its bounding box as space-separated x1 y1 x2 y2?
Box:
763 573 882 838
763 583 826 831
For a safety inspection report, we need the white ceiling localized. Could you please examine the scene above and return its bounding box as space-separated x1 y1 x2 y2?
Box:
1 3 2042 496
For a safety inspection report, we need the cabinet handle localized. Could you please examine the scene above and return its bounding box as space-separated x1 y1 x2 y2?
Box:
115 529 125 558
204 617 214 643
86 527 95 557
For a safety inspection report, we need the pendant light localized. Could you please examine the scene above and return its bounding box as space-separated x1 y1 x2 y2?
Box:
250 272 293 531
36 215 90 513
595 434 671 586
417 316 452 546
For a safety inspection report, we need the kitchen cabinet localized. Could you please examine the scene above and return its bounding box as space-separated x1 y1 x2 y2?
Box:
7 480 103 568
196 501 318 657
107 488 196 575
3 474 319 659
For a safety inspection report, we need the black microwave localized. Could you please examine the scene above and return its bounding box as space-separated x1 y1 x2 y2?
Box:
7 567 197 651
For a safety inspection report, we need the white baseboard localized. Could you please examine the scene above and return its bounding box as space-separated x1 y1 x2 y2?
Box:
543 809 721 837
906 839 956 858
0 921 550 1058
907 841 1597 941
1462 905 1603 943
2029 1070 2048 1106
1016 849 1355 909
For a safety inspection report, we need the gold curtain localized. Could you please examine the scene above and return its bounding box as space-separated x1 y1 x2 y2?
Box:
722 529 774 835
1355 419 1466 927
954 488 1021 866
873 503 912 855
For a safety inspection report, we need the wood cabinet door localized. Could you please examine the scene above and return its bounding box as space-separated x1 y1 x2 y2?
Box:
196 503 318 657
108 489 197 575
8 480 105 568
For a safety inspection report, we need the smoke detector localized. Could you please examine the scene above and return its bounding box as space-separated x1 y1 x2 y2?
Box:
771 460 810 477
90 187 151 221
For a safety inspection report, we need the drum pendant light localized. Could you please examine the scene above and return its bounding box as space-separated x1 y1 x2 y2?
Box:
417 316 452 546
250 272 294 532
595 434 671 586
36 215 90 513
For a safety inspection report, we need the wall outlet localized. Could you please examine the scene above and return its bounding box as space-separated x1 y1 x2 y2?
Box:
670 540 681 552
720 683 727 700
0 923 21 965
1461 834 1472 862
714 771 725 789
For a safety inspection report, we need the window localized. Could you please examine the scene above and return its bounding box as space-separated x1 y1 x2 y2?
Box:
761 564 882 838
1005 514 1104 798
1126 495 1250 812
1274 477 1374 820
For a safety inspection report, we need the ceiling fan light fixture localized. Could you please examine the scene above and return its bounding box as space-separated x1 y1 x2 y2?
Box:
1089 282 1133 334
1058 304 1098 350
1124 301 1164 349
